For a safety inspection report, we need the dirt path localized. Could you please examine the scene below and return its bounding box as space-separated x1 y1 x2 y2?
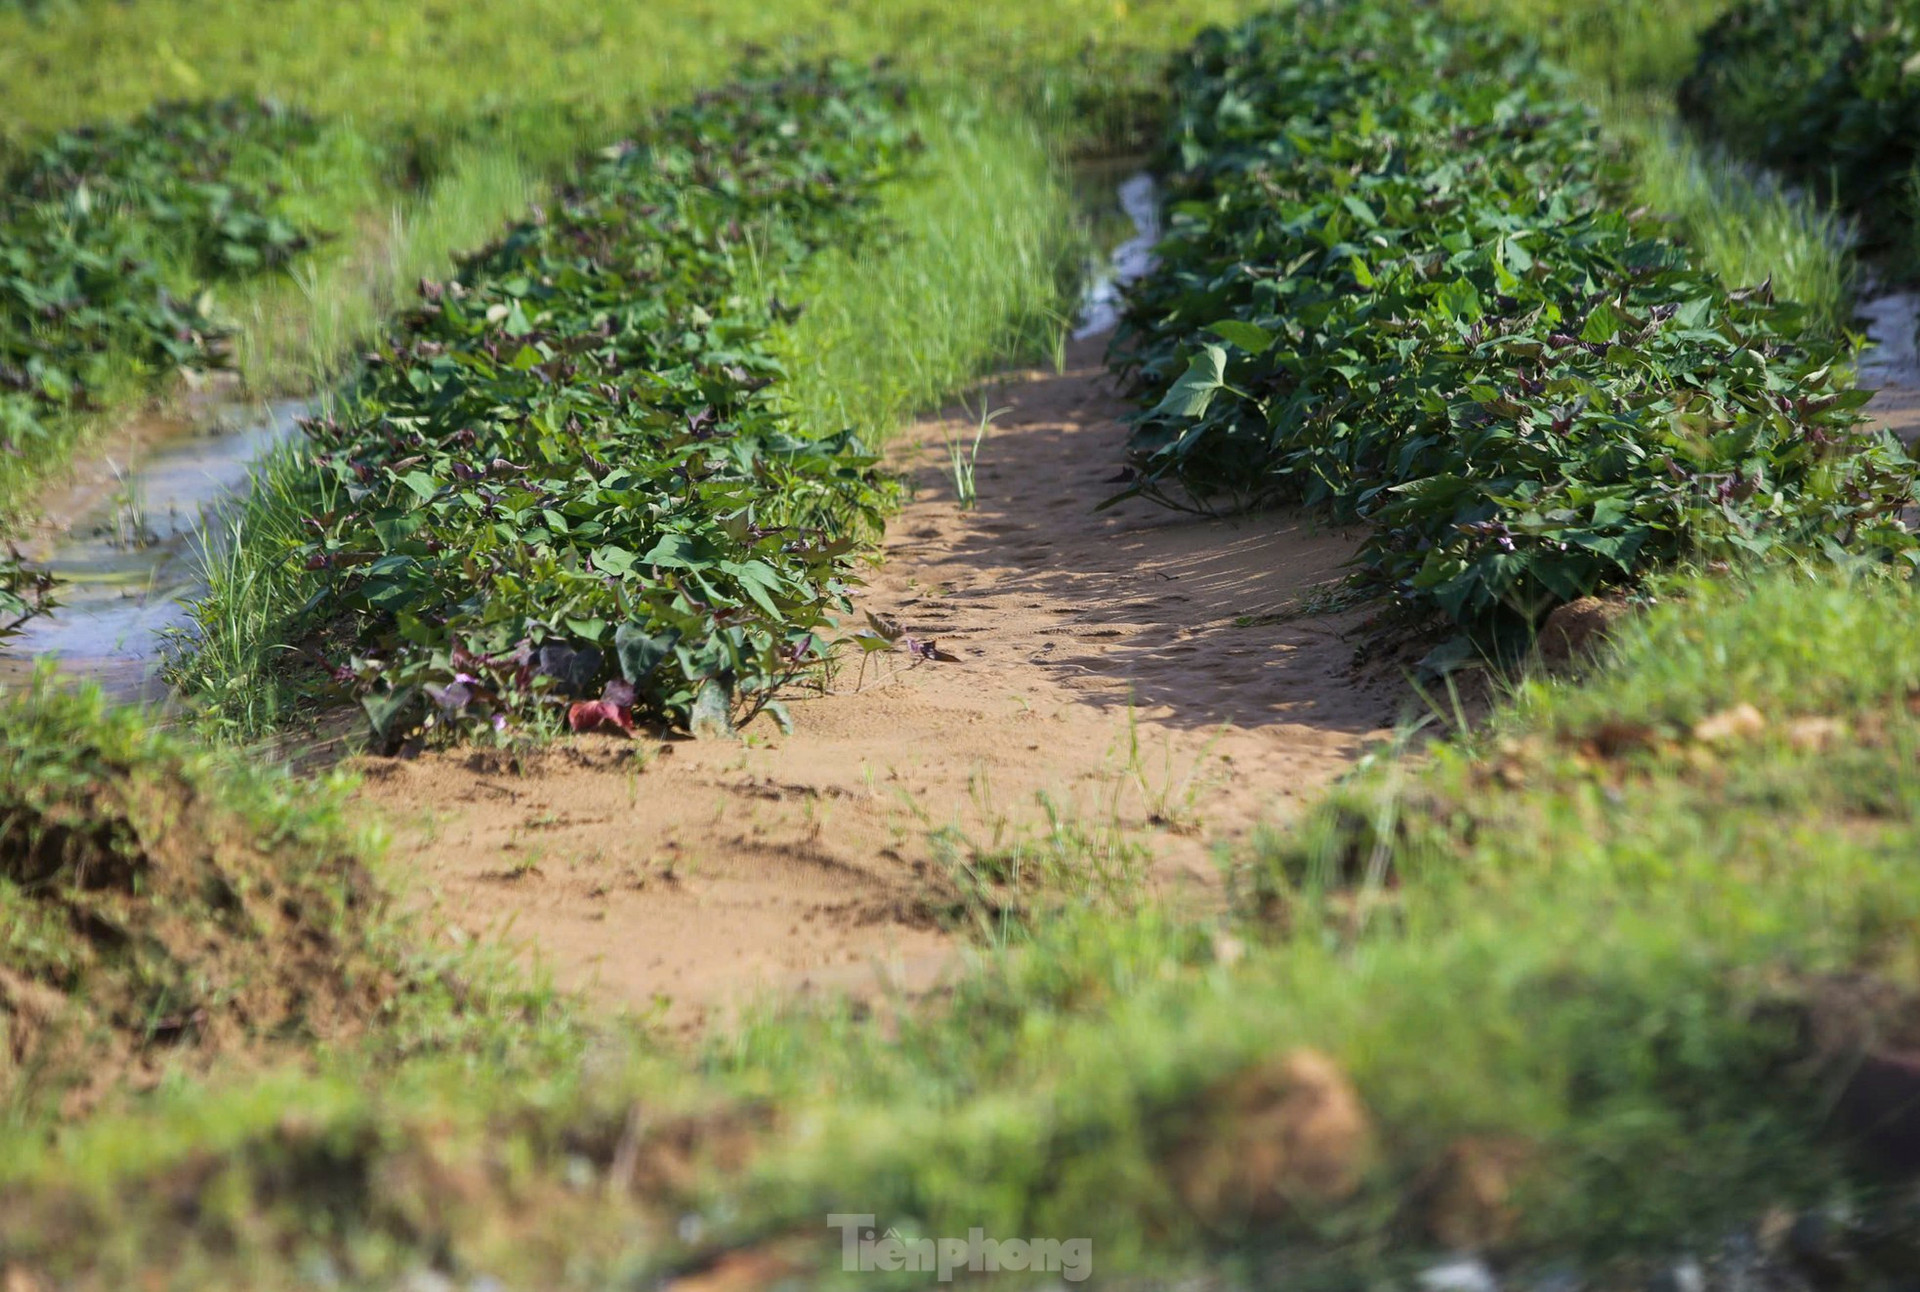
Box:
353 336 1403 1030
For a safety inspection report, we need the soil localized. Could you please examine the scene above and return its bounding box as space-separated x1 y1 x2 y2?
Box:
1 751 391 1116
352 335 1404 1032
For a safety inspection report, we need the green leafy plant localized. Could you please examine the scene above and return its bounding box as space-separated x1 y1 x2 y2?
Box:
0 98 333 450
1110 3 1916 633
1679 0 1920 257
257 66 914 743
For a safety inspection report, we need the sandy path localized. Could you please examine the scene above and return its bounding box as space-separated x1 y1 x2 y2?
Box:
353 337 1402 1029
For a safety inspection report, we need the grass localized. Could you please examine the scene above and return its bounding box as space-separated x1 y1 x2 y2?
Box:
0 0 1265 149
775 99 1085 445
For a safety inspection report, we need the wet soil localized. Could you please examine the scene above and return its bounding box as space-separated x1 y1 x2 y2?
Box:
0 386 305 703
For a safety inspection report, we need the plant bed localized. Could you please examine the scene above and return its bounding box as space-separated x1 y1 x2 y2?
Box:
1110 5 1915 638
186 67 924 746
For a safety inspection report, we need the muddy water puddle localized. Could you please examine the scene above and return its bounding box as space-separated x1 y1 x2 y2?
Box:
0 399 307 702
1075 171 1159 340
1859 290 1920 444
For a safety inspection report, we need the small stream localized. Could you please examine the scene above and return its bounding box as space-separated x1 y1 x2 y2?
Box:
0 399 307 703
1859 290 1920 391
1075 172 1161 340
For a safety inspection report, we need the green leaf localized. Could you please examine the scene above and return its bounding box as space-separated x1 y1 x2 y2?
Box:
615 623 679 683
1207 320 1276 354
689 677 733 739
1150 344 1231 420
1581 302 1628 344
1434 279 1482 323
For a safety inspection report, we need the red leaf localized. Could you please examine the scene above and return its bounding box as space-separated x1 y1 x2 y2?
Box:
567 699 634 736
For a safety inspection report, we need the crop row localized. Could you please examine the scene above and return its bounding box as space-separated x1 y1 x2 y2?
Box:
1680 0 1920 258
284 67 908 743
0 98 329 451
1112 5 1915 630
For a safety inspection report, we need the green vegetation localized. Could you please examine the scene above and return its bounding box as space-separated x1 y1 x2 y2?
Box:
742 571 1920 1279
776 101 1083 444
1608 110 1857 336
1445 0 1729 91
0 0 1264 514
1680 0 1920 258
174 79 1085 741
202 69 908 746
0 99 376 515
14 574 1920 1286
1111 5 1912 634
7 1 1920 1288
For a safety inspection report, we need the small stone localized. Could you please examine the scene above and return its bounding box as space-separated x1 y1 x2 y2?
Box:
1419 1256 1501 1292
1423 1135 1537 1251
1783 716 1842 752
1756 1205 1795 1257
1169 1048 1374 1227
1692 702 1766 745
1536 596 1631 664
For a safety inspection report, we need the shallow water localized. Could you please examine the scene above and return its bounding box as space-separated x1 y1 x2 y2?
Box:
1 399 308 702
1859 290 1920 392
1074 172 1161 339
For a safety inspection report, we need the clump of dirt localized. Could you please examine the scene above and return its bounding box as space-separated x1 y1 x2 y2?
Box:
1168 1048 1375 1230
0 681 395 1115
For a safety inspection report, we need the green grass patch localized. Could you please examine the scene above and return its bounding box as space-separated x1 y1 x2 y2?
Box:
776 98 1086 442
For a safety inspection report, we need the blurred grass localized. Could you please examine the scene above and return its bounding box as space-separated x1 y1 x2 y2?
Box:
0 0 1252 149
16 572 1920 1287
